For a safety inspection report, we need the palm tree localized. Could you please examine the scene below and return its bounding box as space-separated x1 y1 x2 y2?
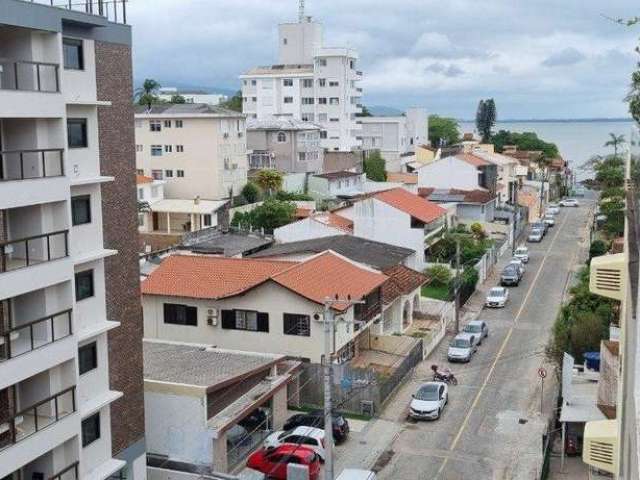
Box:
255 169 283 196
137 201 151 213
604 133 626 157
134 79 161 108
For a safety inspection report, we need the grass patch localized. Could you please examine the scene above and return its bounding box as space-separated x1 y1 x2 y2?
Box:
421 283 451 301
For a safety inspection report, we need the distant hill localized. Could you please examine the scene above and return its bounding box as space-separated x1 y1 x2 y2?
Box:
134 80 237 97
458 117 633 123
367 105 405 116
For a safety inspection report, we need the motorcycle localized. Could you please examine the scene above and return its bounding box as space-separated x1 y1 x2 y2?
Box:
431 364 458 385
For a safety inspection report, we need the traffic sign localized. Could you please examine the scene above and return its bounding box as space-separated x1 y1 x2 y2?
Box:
538 367 547 379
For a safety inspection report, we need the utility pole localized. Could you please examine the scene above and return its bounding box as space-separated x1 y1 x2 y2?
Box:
322 295 364 480
511 180 518 255
298 0 305 22
454 238 461 334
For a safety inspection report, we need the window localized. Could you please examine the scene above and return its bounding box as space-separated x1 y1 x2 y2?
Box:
71 195 91 225
320 131 327 139
302 97 314 105
283 38 288 45
151 186 160 197
136 144 143 152
318 59 327 67
318 97 327 105
138 213 144 227
301 113 314 122
350 60 355 69
283 78 293 87
165 170 173 177
329 81 339 87
175 120 183 128
138 188 144 200
150 120 161 132
318 78 326 87
163 303 198 326
177 169 184 177
221 310 269 332
284 314 310 336
298 152 307 162
151 145 163 156
75 270 94 301
330 117 339 122
176 145 184 152
283 97 294 104
251 80 257 86
151 169 163 180
203 214 212 226
277 132 287 143
252 97 257 102
164 120 172 128
63 38 84 70
67 119 88 148
329 97 340 105
243 97 247 103
243 80 247 85
164 145 172 153
78 342 97 375
81 413 100 447
318 113 328 122
303 79 313 88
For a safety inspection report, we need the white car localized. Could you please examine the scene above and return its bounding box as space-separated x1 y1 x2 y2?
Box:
509 257 526 274
409 382 448 420
463 320 489 345
514 246 529 263
448 333 478 362
560 198 579 207
547 204 560 215
543 215 555 227
263 426 325 460
486 286 509 307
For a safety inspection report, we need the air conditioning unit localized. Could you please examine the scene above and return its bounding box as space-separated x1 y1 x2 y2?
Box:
583 419 618 474
589 253 625 300
206 307 218 326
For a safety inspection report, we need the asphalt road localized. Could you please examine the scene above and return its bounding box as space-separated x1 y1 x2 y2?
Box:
364 201 594 480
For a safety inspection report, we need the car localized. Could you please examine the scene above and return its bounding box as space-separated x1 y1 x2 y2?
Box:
509 257 526 275
528 228 543 243
283 410 350 443
531 221 548 235
463 320 489 345
448 333 477 362
485 286 509 307
409 382 448 420
264 426 326 461
514 246 529 263
543 215 555 227
500 264 521 286
247 444 321 480
547 204 560 215
560 198 579 207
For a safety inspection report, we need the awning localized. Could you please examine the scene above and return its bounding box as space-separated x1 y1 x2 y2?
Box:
150 199 227 215
560 379 606 423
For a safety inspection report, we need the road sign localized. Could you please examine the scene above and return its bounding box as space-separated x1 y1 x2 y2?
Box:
538 367 547 379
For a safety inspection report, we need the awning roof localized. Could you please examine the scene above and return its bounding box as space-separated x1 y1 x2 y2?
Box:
151 199 227 215
560 379 606 423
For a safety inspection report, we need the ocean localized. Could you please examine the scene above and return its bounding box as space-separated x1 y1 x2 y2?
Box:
459 120 639 178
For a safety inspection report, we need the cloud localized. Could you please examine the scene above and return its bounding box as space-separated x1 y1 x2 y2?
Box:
541 47 587 67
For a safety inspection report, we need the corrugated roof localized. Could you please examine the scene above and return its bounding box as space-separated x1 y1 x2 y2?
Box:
374 188 446 224
134 103 244 118
314 171 362 180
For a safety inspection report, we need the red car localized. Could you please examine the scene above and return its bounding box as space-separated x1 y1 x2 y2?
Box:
246 444 321 480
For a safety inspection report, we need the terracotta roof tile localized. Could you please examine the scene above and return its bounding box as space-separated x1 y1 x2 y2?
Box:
386 172 418 184
141 254 295 300
311 212 353 233
295 208 312 219
457 153 490 167
374 188 446 224
136 174 154 184
381 265 429 304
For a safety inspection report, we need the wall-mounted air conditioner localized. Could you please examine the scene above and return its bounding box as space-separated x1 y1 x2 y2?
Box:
582 419 618 474
589 253 625 301
206 307 218 326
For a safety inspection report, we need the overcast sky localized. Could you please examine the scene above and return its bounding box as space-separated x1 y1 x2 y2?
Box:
129 0 639 119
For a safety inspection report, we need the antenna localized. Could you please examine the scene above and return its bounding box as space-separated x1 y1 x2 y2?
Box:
298 0 305 23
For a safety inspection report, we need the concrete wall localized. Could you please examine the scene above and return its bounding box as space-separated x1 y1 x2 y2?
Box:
274 217 344 243
418 157 479 190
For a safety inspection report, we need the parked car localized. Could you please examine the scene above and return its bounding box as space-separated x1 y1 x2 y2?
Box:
485 286 509 307
543 215 555 227
547 204 560 215
560 198 579 207
514 246 529 263
463 320 489 345
500 264 521 286
264 426 325 461
247 444 321 480
528 228 543 243
448 333 477 362
283 410 350 443
509 257 526 275
531 221 548 235
409 382 448 420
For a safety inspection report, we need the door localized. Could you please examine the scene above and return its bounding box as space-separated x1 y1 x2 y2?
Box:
152 212 159 231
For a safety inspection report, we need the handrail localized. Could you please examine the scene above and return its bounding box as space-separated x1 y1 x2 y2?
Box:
1 309 73 360
23 0 128 24
0 59 60 93
49 461 79 480
0 230 69 273
0 148 64 181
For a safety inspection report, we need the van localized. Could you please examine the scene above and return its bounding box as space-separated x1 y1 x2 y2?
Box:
336 469 377 480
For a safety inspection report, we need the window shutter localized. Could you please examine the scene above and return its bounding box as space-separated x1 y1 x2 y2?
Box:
257 312 269 332
221 310 235 329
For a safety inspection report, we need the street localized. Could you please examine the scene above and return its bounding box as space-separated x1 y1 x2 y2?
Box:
335 201 594 479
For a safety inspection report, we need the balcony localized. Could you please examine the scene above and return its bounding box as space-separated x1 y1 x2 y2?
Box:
20 0 128 24
0 386 76 452
0 148 64 181
0 444 78 480
0 59 59 93
0 309 72 361
51 461 79 480
0 230 69 273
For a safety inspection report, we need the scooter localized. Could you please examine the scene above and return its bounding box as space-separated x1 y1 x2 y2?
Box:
431 364 458 385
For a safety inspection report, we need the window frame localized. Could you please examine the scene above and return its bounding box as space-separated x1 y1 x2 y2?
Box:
177 169 185 178
71 194 92 226
283 313 311 337
221 309 269 332
283 78 293 87
164 145 173 153
277 131 287 143
176 145 184 152
151 145 163 157
164 120 172 128
67 118 88 149
78 341 98 375
165 169 173 178
150 120 162 132
75 269 94 302
283 96 294 104
175 120 184 128
62 37 84 70
163 303 198 327
81 412 101 448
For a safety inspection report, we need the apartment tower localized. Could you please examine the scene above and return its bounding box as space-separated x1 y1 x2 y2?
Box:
0 1 145 479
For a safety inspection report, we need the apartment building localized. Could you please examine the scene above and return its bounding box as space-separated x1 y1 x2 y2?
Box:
0 1 145 479
240 13 363 152
135 103 248 200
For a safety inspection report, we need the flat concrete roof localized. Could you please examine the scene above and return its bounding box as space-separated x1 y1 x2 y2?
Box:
150 199 227 215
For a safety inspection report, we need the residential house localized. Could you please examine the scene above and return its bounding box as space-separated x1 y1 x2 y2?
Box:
307 171 365 199
157 87 227 106
246 117 323 173
144 340 300 475
273 211 353 243
418 187 496 224
135 103 248 201
0 2 145 479
470 148 520 205
240 12 363 152
417 153 498 196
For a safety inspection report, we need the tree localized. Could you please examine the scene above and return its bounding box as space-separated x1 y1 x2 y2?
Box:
170 94 186 104
425 265 452 286
241 182 261 204
254 169 283 196
222 90 242 112
356 105 373 117
428 115 460 147
363 150 387 181
275 190 313 201
230 199 295 233
135 79 161 108
491 130 559 158
589 240 609 259
604 133 626 157
470 223 486 240
137 201 151 212
627 48 640 127
475 98 497 143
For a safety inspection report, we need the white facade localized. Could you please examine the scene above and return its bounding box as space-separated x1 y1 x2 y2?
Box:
0 9 136 480
273 215 347 243
240 18 363 152
417 156 481 190
157 87 227 106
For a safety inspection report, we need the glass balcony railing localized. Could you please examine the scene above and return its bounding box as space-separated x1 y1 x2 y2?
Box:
50 461 79 480
0 59 59 92
20 0 128 24
0 149 64 181
0 230 69 273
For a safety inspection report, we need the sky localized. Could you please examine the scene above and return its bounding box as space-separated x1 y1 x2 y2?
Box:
128 0 639 120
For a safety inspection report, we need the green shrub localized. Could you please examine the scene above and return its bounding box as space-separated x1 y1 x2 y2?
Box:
589 240 609 259
241 182 261 204
425 265 452 286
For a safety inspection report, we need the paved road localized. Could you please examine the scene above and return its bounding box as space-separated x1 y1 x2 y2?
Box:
338 202 594 480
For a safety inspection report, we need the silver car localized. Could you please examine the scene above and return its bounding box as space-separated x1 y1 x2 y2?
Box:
448 333 477 363
528 228 543 243
463 320 489 345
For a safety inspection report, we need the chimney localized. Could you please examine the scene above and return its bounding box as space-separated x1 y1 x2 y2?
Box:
194 195 200 205
217 201 230 233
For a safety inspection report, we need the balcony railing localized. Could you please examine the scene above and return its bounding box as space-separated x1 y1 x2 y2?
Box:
50 461 79 480
0 230 69 273
0 309 73 361
0 386 76 451
0 149 64 181
354 300 382 326
0 59 59 93
22 0 128 24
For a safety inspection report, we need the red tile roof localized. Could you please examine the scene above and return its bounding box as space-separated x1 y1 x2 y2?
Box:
418 187 495 204
374 188 446 224
272 251 388 311
141 255 295 300
295 208 312 219
386 172 418 185
311 212 353 233
381 265 429 304
458 153 490 167
136 174 154 184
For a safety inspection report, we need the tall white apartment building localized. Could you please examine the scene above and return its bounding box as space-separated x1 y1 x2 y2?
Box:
0 1 146 480
240 14 363 153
